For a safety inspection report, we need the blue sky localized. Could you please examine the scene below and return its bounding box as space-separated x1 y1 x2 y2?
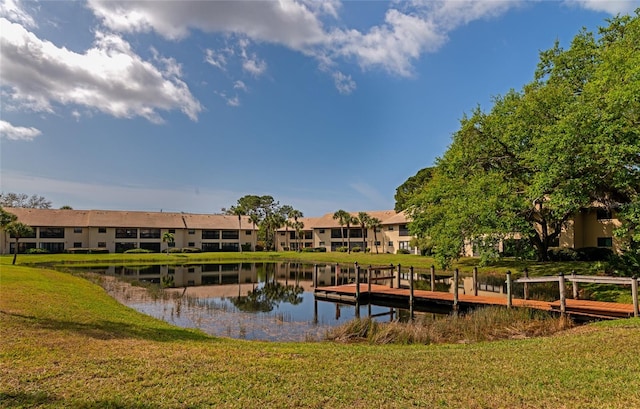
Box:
1 0 638 217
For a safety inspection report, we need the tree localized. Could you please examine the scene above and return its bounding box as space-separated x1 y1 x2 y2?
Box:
289 209 303 251
366 216 382 254
355 212 370 251
162 231 175 255
60 205 73 210
332 210 351 250
294 220 305 252
5 222 34 265
279 205 294 250
394 167 434 212
406 12 640 267
0 192 52 209
1 207 17 255
225 205 247 252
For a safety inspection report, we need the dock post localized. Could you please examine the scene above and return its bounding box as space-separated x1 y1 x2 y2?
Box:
397 264 402 288
572 271 579 300
409 266 414 309
523 268 529 300
430 265 436 291
355 262 360 302
390 264 394 289
453 268 459 313
367 266 372 294
559 273 566 316
632 276 639 318
313 264 318 288
473 267 478 296
506 270 512 309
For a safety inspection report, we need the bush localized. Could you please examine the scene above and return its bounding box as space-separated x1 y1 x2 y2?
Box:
255 244 264 252
576 247 613 262
241 243 252 252
124 248 153 254
397 249 411 255
181 247 201 253
26 248 49 254
66 248 109 254
547 248 578 261
351 246 362 253
336 246 349 253
168 247 183 253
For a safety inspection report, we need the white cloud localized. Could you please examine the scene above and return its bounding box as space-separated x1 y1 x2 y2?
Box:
204 48 228 70
0 119 41 141
0 18 202 123
242 56 267 77
563 0 640 14
332 71 356 95
0 0 35 27
233 81 248 92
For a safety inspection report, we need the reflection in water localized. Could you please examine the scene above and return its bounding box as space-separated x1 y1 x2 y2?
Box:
75 262 561 342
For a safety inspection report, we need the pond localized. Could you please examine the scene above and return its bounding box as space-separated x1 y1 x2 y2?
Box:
75 262 550 342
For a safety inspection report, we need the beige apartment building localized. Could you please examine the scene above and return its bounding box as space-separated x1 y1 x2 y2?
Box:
275 210 417 254
1 206 621 256
0 208 257 254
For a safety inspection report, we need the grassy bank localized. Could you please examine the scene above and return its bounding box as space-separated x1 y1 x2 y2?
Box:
0 251 596 276
1 264 639 408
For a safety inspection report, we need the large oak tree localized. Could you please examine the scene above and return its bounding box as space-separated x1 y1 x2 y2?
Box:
406 12 640 267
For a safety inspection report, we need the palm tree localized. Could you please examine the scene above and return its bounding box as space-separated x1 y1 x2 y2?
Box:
162 231 175 255
226 205 247 252
333 209 350 250
290 209 303 251
355 211 370 251
294 220 304 252
6 221 34 265
366 216 382 254
279 205 294 250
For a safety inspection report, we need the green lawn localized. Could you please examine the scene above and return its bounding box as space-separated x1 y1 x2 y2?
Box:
1 263 639 408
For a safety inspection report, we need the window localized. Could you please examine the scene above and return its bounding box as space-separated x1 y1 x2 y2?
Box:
280 232 285 236
115 228 137 239
202 243 220 252
319 229 325 234
139 228 160 239
319 241 325 246
388 226 394 231
597 208 613 220
399 241 411 250
188 242 195 247
187 229 196 235
304 231 313 240
98 227 107 233
39 242 65 253
597 237 613 247
221 242 240 252
399 225 410 236
331 229 343 239
202 230 220 240
167 241 175 247
73 227 82 234
39 227 64 239
168 229 175 233
188 267 195 273
374 241 381 246
388 241 394 247
222 230 239 240
115 242 136 253
98 242 106 248
73 242 82 248
245 230 252 235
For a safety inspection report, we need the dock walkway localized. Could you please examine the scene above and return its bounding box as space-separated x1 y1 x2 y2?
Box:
314 283 637 320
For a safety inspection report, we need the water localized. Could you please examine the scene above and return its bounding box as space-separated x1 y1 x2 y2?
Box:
83 262 401 342
76 262 556 341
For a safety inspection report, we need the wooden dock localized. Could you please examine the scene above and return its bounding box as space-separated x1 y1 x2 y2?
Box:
314 283 638 320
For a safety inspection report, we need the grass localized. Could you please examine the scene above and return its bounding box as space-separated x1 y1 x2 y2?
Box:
326 307 573 345
0 251 599 276
2 263 640 408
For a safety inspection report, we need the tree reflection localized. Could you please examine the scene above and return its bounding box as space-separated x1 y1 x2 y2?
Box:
230 282 304 312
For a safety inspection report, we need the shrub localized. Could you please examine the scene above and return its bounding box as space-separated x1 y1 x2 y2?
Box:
168 247 183 253
351 246 362 253
66 248 109 254
255 244 264 252
576 247 613 262
241 243 252 252
336 246 349 253
547 247 578 261
301 247 315 253
397 249 411 255
124 248 153 254
26 248 49 254
182 247 201 253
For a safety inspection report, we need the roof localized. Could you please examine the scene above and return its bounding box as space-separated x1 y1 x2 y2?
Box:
3 208 256 230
